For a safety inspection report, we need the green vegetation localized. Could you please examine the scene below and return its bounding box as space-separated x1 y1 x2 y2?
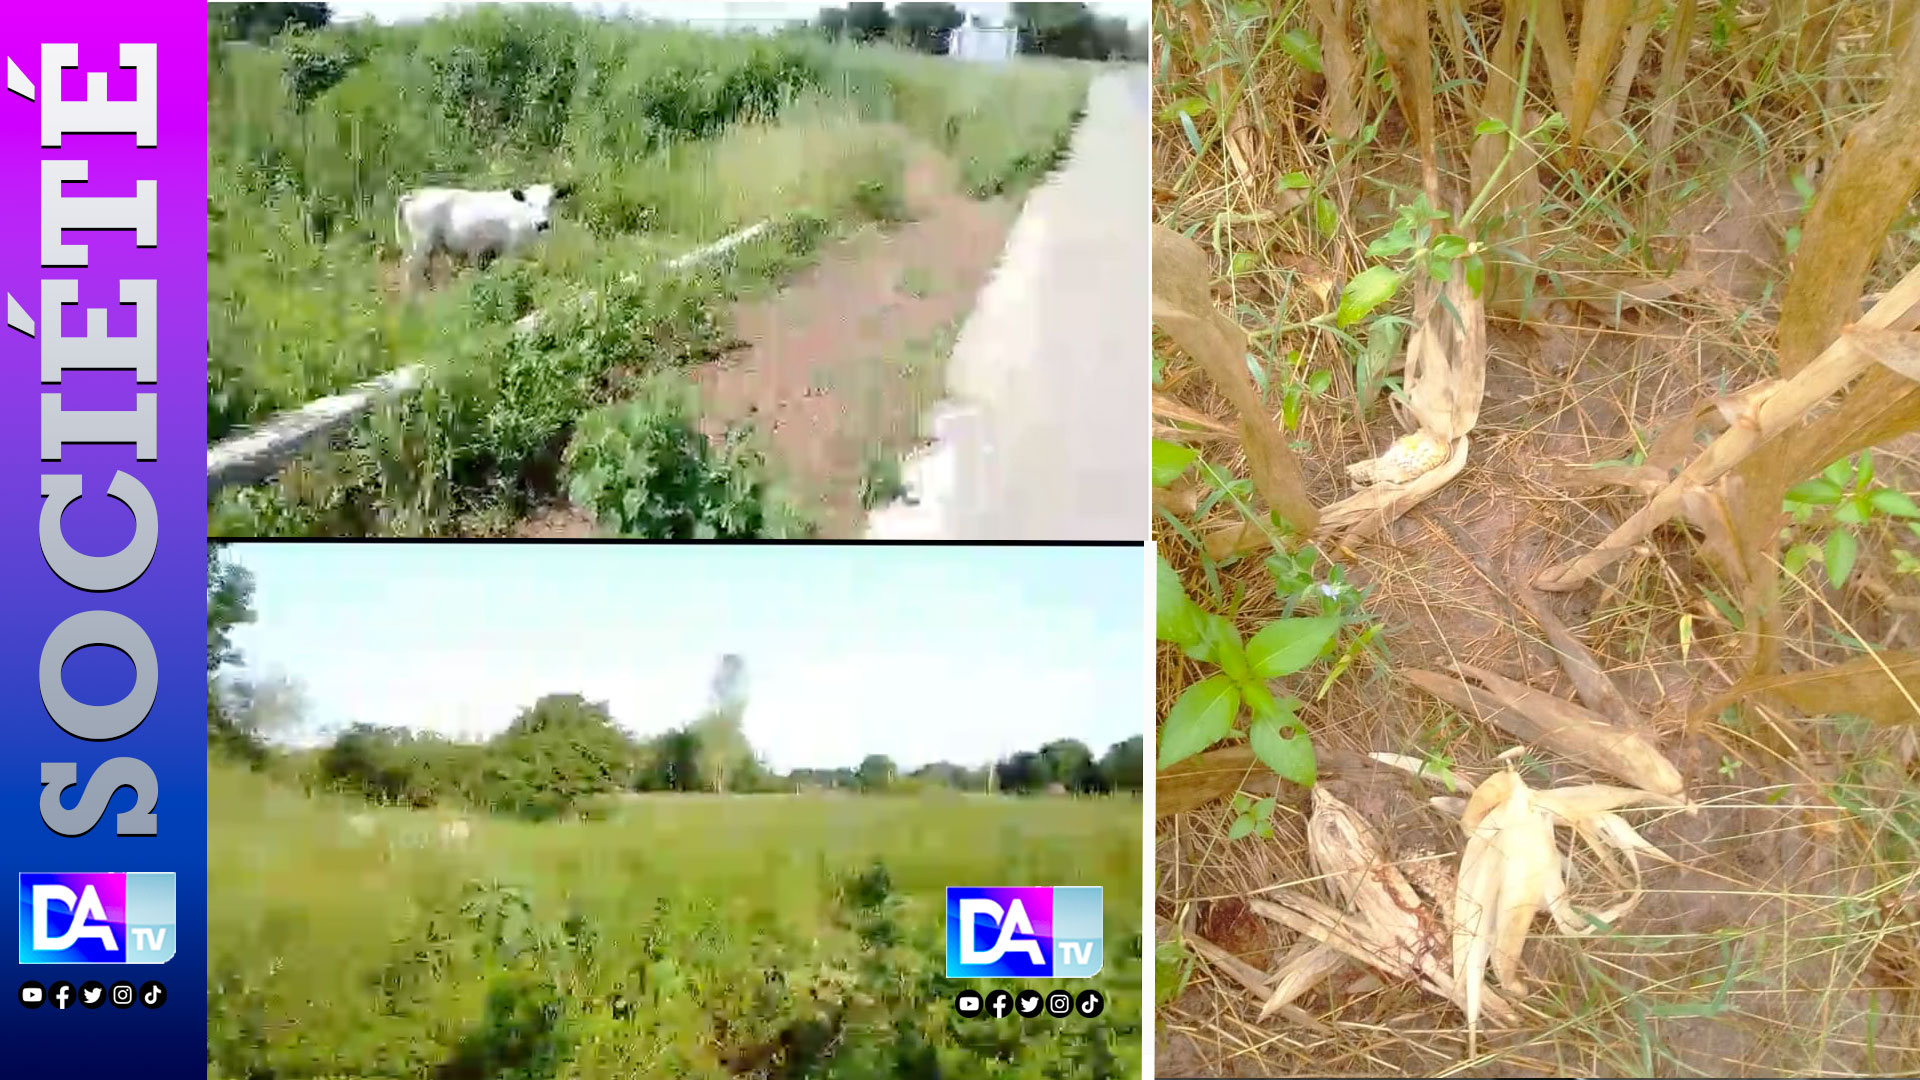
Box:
207 765 1142 1080
204 545 1143 1078
1154 552 1339 785
560 379 804 539
206 4 1091 536
1781 450 1920 589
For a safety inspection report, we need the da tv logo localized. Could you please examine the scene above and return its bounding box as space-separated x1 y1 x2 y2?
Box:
18 873 175 964
945 886 1101 978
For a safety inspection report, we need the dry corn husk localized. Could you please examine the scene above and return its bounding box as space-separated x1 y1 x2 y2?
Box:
1317 268 1487 545
1250 788 1517 1026
1447 769 1671 1052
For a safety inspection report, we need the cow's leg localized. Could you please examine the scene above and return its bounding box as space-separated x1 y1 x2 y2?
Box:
400 239 432 297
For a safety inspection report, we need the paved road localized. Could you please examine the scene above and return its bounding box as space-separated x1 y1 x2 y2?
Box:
866 67 1149 541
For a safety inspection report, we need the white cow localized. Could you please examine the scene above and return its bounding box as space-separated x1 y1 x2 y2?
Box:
395 182 571 291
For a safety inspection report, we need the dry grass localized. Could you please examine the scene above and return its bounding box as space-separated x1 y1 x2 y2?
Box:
1152 0 1920 1074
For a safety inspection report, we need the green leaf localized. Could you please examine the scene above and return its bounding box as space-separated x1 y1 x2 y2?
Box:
1307 369 1333 395
1278 170 1313 191
1463 252 1485 298
1315 195 1338 237
1335 267 1401 328
1158 97 1210 124
1157 675 1241 769
1367 231 1416 258
1245 616 1341 678
1430 234 1469 259
1178 109 1204 155
1783 542 1818 576
1870 488 1920 519
1154 941 1192 1006
1227 814 1256 840
1278 27 1322 74
1826 528 1858 589
1254 795 1276 821
1474 118 1509 135
1210 617 1250 683
1426 253 1453 282
1247 352 1270 396
1156 554 1200 645
1241 678 1279 719
1823 458 1855 487
1784 477 1844 506
1152 440 1199 487
1833 499 1866 525
1230 249 1259 275
1249 711 1316 786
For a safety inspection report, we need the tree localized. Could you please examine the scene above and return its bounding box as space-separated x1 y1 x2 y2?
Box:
855 754 896 792
485 694 636 819
843 2 892 42
637 727 702 792
891 2 964 53
1099 735 1144 793
1039 739 1100 792
692 654 753 792
214 672 310 747
208 545 255 675
1011 2 1101 59
996 750 1049 794
210 2 331 44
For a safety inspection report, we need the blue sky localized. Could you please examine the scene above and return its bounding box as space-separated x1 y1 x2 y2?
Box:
225 545 1146 771
327 2 1149 29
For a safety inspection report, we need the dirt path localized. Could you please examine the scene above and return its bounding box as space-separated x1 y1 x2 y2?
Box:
513 144 1017 538
693 151 1017 536
866 67 1151 541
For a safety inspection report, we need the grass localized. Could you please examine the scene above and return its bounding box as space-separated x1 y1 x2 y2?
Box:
207 763 1142 1079
1152 0 1920 1074
207 7 1089 536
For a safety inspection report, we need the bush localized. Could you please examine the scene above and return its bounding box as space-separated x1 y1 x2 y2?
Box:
561 380 801 539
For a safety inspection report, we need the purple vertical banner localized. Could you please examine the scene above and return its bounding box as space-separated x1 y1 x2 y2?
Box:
0 2 205 1073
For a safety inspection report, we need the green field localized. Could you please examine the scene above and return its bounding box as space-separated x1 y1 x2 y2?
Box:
207 765 1143 1079
206 5 1090 537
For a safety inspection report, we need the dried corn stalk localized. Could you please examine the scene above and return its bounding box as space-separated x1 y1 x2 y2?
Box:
1567 0 1634 148
1534 282 1920 595
1152 224 1320 534
1775 12 1920 378
1368 0 1439 200
1404 663 1687 797
1697 647 1920 728
1307 0 1365 141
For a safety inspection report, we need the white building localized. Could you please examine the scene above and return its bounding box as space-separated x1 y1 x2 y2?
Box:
948 4 1019 62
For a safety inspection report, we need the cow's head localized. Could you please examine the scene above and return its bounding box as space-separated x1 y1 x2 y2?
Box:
510 183 566 232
